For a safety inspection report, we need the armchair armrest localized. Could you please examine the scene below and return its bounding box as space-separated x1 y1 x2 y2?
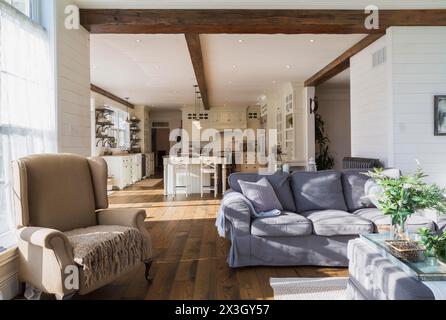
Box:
97 208 152 259
220 190 252 236
17 227 76 298
18 227 73 255
97 208 147 228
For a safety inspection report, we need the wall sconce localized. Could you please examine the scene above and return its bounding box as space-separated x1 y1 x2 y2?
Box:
310 97 319 114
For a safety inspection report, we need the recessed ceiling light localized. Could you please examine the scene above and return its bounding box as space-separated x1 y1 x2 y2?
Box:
238 39 244 43
136 39 142 43
232 65 237 69
310 39 315 43
286 65 291 69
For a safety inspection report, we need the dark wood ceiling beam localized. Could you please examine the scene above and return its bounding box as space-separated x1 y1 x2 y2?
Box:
80 9 446 34
185 33 210 110
91 84 134 109
304 34 385 87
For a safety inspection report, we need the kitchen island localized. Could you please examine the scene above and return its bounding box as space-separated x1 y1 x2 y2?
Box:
163 156 230 196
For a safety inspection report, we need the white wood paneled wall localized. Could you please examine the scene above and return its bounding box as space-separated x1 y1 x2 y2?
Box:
350 26 446 186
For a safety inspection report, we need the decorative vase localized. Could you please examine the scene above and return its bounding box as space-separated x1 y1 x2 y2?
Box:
391 216 410 240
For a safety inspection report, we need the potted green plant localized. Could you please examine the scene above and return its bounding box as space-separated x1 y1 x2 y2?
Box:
315 112 334 170
366 166 446 239
418 228 446 263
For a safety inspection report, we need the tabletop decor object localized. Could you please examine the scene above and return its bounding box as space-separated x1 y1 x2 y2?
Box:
419 228 446 263
385 240 426 262
366 165 446 239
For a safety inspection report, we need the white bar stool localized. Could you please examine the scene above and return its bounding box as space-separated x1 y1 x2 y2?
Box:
200 156 218 198
170 156 190 197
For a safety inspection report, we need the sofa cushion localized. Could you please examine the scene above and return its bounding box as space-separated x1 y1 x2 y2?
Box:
291 171 348 213
354 208 436 233
239 178 283 213
301 210 374 236
251 212 312 237
363 169 402 209
229 172 296 212
341 169 375 212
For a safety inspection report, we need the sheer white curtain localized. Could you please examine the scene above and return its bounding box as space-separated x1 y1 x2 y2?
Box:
0 1 56 248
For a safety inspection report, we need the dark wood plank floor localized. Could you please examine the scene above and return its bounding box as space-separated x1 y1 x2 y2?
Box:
78 178 348 300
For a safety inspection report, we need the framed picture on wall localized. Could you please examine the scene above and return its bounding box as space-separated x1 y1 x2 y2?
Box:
434 95 446 136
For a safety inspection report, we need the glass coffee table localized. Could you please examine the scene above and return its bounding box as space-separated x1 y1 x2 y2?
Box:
360 233 446 299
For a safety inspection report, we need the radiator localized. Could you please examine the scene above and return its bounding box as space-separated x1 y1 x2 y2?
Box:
343 157 382 170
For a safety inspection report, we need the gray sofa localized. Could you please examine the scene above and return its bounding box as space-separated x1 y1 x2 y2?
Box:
218 170 443 268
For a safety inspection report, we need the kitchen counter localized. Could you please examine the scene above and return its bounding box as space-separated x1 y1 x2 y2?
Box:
102 153 142 157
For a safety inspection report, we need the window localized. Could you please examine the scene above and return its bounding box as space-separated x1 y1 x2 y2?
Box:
112 108 130 149
0 1 56 251
4 0 29 15
3 0 39 20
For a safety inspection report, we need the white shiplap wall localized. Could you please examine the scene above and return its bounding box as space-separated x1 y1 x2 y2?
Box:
350 26 446 186
55 0 91 156
389 27 446 186
350 35 392 166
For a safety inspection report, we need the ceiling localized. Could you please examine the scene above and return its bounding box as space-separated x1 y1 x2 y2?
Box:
76 0 446 9
90 34 197 109
202 34 364 107
90 33 365 108
86 1 446 109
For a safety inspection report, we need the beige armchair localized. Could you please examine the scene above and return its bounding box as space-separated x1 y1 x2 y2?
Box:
12 154 153 300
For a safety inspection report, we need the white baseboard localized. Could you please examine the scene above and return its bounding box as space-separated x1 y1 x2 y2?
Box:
0 247 19 300
0 273 19 300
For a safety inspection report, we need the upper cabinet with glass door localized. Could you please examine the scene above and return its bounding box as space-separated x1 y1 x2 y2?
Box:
284 93 295 160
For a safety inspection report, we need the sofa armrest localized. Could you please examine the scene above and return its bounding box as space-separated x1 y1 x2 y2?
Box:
221 191 252 236
97 208 152 259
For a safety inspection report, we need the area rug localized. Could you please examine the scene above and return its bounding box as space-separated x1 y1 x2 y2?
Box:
270 277 349 300
138 179 163 188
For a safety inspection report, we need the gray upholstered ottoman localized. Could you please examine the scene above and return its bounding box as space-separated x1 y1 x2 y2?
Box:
347 239 435 300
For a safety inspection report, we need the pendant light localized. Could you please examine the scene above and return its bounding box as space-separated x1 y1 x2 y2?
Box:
125 97 132 124
192 85 202 130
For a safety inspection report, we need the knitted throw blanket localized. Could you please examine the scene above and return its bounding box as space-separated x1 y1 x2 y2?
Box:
65 225 148 289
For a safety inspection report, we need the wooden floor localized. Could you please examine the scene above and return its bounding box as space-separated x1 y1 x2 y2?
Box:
79 177 347 300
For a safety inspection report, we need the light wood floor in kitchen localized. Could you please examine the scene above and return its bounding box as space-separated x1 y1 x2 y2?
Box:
79 178 348 300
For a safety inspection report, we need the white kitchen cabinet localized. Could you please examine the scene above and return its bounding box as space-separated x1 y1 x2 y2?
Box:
247 106 261 133
103 155 143 190
211 110 247 130
132 154 142 183
145 153 155 177
182 107 248 136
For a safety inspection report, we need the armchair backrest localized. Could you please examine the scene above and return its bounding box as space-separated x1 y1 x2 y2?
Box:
12 154 109 231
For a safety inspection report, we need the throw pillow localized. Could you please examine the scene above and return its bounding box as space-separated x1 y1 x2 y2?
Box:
363 179 382 208
363 168 402 209
238 178 284 214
